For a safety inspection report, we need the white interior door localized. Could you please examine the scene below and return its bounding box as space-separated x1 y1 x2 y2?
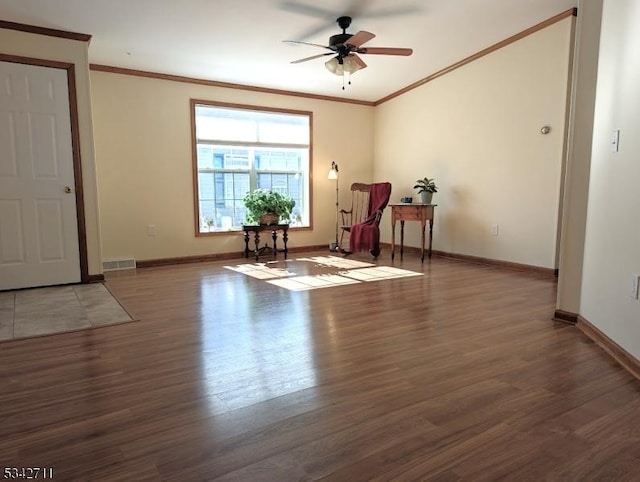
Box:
0 61 80 290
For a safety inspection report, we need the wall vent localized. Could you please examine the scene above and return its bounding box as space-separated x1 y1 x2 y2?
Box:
102 257 136 271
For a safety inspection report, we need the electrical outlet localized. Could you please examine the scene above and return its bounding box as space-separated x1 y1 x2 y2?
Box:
630 274 640 300
491 224 499 236
147 224 156 237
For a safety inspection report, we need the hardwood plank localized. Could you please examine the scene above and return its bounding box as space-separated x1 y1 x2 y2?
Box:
0 251 639 479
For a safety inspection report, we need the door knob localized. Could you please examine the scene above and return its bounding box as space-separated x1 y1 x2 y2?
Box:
64 186 72 193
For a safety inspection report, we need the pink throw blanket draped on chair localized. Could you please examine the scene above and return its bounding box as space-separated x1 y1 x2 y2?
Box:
349 182 392 253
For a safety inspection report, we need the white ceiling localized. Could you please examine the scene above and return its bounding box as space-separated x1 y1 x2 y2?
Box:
0 0 577 103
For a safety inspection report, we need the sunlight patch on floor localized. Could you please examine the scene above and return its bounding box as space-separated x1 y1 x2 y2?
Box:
224 256 423 291
296 256 376 269
340 266 423 281
224 263 295 279
267 274 360 291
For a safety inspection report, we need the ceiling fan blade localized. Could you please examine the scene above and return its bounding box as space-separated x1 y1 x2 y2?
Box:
290 52 334 64
357 47 413 56
283 40 334 51
281 0 421 19
279 1 337 40
345 31 375 48
355 6 423 19
290 22 336 42
351 54 367 70
280 1 335 19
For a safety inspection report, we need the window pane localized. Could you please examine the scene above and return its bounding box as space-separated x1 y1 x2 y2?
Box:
255 148 303 171
198 172 215 200
258 120 309 144
257 173 272 190
196 109 258 143
197 145 215 169
214 173 225 202
233 173 250 199
196 106 309 145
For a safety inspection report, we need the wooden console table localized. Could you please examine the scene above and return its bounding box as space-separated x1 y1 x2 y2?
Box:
242 224 289 261
390 204 436 263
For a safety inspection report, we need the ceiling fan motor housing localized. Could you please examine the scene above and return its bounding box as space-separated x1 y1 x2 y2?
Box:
329 33 352 47
336 16 352 31
330 15 353 47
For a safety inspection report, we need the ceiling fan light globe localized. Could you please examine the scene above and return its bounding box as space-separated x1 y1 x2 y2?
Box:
325 56 361 76
325 57 341 75
342 56 362 74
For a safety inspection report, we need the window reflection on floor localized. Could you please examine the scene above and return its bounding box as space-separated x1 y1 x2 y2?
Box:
198 270 318 413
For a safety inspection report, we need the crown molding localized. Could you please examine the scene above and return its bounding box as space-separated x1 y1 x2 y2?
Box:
0 19 91 42
89 64 375 107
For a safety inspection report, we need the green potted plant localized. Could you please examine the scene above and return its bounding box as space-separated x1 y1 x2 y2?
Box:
204 216 215 232
413 177 438 204
243 188 296 225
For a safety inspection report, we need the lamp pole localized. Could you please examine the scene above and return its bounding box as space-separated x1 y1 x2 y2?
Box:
328 161 339 251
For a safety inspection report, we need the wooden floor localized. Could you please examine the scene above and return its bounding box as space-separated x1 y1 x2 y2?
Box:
1 251 639 481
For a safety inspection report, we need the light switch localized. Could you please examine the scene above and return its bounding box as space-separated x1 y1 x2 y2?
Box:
611 130 620 152
630 274 640 300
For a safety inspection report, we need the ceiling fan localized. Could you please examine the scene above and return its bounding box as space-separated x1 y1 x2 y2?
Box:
284 16 413 88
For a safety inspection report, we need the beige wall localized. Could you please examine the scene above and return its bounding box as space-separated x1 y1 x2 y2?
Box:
91 71 374 261
0 28 102 276
373 19 573 269
580 0 640 358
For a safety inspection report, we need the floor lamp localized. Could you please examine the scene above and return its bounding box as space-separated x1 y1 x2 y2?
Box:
328 161 339 251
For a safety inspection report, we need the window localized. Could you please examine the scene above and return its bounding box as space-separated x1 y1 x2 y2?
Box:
192 101 312 234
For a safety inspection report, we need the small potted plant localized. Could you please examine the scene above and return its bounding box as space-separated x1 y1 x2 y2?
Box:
243 189 296 225
413 177 438 204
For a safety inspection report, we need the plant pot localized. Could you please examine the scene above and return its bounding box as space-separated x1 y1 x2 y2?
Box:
420 192 433 204
259 212 279 225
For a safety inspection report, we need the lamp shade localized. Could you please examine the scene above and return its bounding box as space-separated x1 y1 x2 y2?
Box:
325 55 362 76
328 161 339 179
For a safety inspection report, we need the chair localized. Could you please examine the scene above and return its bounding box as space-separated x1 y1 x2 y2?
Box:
339 182 392 257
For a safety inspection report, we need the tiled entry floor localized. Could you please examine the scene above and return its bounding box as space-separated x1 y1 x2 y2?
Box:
0 283 134 342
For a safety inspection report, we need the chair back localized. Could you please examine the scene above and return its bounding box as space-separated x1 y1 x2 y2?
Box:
346 182 372 225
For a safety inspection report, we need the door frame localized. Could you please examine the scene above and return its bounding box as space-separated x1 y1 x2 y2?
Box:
0 53 90 283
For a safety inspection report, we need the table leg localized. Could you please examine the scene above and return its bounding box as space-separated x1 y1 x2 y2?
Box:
428 219 434 258
244 230 250 258
282 229 288 259
421 220 426 263
272 230 278 259
253 231 260 261
391 219 396 260
400 220 405 260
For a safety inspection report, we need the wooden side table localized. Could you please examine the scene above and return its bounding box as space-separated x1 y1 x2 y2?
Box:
390 204 436 263
242 224 289 261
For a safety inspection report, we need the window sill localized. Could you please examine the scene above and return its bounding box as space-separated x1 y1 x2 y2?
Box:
196 225 311 237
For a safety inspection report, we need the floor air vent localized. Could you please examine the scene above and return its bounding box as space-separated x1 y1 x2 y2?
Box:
102 258 137 271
